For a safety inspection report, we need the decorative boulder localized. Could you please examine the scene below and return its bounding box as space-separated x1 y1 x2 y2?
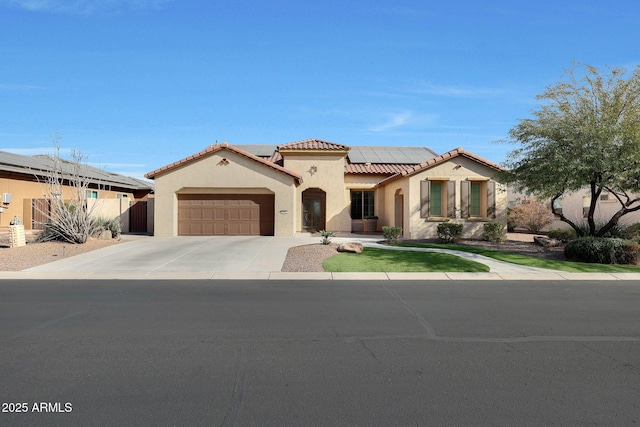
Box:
337 242 364 254
533 236 562 247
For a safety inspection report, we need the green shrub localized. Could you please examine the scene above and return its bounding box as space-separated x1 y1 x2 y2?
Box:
623 222 640 240
317 230 337 245
94 217 121 239
483 222 506 243
577 221 626 238
564 237 640 264
547 228 577 243
437 222 463 243
382 226 403 243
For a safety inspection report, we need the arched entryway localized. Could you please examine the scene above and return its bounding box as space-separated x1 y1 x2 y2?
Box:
302 188 326 232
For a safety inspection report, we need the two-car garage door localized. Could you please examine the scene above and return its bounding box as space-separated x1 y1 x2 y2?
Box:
178 194 274 236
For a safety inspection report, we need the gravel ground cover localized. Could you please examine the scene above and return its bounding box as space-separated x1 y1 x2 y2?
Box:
0 237 120 271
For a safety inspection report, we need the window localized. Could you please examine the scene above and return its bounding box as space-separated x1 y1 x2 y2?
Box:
582 196 590 218
460 180 496 219
470 182 482 216
420 180 455 219
350 190 375 219
430 182 443 216
600 192 615 202
85 190 99 199
552 198 563 215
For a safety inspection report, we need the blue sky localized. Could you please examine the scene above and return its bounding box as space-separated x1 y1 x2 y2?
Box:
1 0 638 179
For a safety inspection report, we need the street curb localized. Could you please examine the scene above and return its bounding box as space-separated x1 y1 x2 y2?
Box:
2 271 640 281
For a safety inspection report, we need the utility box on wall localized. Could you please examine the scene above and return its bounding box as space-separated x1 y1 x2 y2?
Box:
2 193 12 204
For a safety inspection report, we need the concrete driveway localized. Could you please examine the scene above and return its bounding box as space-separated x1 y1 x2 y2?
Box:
24 235 330 275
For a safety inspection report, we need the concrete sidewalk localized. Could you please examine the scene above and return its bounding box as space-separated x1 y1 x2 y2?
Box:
2 233 640 281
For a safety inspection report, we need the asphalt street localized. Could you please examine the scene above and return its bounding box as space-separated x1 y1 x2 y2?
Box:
1 279 639 426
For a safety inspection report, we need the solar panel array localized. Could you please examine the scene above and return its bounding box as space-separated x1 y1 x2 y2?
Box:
347 146 438 164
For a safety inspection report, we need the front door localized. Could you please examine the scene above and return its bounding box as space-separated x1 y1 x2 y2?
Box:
302 188 326 232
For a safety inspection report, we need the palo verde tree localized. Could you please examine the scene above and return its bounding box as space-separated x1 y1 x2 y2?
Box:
502 63 640 237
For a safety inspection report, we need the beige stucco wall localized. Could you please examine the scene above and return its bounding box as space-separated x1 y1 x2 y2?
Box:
0 175 136 229
381 179 410 236
152 149 298 237
86 198 131 232
281 153 351 232
396 157 507 239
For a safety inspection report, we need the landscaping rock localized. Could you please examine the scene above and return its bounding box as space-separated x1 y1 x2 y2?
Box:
337 242 363 253
533 236 562 247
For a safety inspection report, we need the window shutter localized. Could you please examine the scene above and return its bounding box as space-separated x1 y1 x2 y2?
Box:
487 181 496 218
420 180 430 218
460 181 470 219
447 180 456 218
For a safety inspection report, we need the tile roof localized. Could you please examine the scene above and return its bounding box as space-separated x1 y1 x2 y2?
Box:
233 145 283 164
145 142 303 183
344 163 417 174
146 142 502 183
278 139 350 151
0 150 153 191
234 144 278 157
377 148 506 186
216 142 445 176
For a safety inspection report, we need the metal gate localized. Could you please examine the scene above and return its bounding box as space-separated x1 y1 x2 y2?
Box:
31 199 51 230
129 201 148 233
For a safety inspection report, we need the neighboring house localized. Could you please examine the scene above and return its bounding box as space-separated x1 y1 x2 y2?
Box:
508 186 640 231
0 151 154 233
145 139 507 239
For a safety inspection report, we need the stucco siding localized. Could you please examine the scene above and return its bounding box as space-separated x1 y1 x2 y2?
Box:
382 180 409 237
404 157 506 239
0 176 136 229
282 154 351 232
152 150 297 236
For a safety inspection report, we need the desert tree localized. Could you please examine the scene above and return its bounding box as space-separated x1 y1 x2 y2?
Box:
34 136 102 243
502 63 640 236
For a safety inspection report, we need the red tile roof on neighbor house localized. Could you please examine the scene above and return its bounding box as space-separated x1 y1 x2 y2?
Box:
144 142 303 183
377 147 506 186
278 139 350 151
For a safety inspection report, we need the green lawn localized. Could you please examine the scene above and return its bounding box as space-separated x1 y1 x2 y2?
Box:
394 243 640 273
322 247 489 273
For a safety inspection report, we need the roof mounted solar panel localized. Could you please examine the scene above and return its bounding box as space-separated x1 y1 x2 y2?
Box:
348 146 437 164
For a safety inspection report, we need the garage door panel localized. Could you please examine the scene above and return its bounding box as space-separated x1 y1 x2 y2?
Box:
178 194 274 236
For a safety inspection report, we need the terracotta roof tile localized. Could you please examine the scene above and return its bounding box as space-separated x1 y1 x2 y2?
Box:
377 147 506 186
278 139 350 151
145 142 303 183
344 163 415 174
